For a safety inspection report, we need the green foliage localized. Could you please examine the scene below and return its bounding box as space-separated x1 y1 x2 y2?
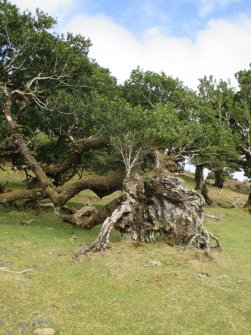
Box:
194 76 240 168
233 67 251 178
0 1 250 181
0 1 119 168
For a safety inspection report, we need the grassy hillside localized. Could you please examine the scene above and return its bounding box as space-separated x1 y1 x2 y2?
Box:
0 169 250 335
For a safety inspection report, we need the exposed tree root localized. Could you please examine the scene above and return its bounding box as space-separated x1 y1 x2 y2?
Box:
75 172 222 256
75 194 134 256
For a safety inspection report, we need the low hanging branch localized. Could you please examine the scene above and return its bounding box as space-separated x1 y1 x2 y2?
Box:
0 171 124 206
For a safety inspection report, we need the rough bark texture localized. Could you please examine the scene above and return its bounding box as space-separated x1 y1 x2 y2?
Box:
79 195 126 228
213 169 224 189
76 172 221 256
0 171 123 206
245 187 251 213
42 138 108 186
194 165 204 190
201 184 213 206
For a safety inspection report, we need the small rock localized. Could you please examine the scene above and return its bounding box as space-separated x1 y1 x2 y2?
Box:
69 235 78 241
149 260 162 267
33 328 55 335
143 264 152 268
197 272 209 278
0 260 13 267
0 317 4 326
144 260 162 268
32 318 48 326
236 280 244 284
218 274 228 279
18 321 30 332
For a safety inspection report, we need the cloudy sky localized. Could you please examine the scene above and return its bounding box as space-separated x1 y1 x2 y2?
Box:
10 0 251 89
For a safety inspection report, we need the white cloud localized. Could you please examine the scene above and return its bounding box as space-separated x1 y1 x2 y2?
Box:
197 0 240 18
63 14 251 89
10 0 73 16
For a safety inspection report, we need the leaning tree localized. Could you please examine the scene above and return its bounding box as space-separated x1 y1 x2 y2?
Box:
0 2 221 255
196 72 251 208
187 76 240 203
232 67 251 208
0 1 122 205
75 97 221 255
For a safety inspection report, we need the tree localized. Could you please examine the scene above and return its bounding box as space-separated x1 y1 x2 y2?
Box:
75 99 221 254
121 68 202 170
0 2 221 254
192 76 240 194
232 67 251 208
0 1 122 206
196 70 250 208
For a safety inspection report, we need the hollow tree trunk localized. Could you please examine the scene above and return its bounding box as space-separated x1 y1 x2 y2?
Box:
194 165 204 190
75 171 221 256
214 169 224 189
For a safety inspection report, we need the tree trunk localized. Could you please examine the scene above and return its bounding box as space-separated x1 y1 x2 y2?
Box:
0 171 123 206
194 165 204 190
246 187 251 213
75 171 221 256
201 184 213 205
214 169 224 189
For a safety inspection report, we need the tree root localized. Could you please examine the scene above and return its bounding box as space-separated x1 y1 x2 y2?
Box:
74 173 222 255
75 194 133 256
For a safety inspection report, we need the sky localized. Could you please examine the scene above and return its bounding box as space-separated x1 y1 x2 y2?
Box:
9 0 251 90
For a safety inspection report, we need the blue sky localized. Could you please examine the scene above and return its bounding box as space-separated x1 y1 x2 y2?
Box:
66 0 251 39
10 0 251 89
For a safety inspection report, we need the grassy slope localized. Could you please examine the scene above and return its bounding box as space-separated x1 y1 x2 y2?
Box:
0 169 250 335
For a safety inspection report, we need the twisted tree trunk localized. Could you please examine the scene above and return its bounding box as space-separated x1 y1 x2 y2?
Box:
75 171 221 256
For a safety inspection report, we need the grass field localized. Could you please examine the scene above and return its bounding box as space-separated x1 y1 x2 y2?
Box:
0 169 250 335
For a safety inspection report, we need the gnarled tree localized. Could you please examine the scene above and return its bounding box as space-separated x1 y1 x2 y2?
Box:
1 2 221 255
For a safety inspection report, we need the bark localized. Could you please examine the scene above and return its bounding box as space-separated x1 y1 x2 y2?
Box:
2 96 60 204
0 182 7 194
228 149 251 210
57 171 123 204
57 205 98 225
149 148 165 170
0 171 124 206
79 194 126 228
194 165 204 190
201 184 213 206
0 89 125 209
75 171 221 256
0 189 47 205
214 169 224 189
42 138 108 185
75 194 133 254
245 187 251 213
248 192 251 206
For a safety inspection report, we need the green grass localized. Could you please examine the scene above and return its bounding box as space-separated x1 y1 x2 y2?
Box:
0 170 251 334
